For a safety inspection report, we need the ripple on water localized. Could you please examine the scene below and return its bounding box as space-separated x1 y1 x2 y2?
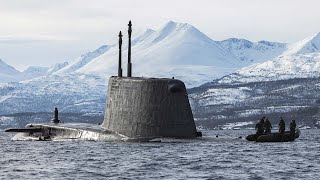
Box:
0 129 320 179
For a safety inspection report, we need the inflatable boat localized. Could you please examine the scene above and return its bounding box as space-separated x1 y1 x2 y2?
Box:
246 129 300 142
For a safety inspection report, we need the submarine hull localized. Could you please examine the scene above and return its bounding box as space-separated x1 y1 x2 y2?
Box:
8 123 126 141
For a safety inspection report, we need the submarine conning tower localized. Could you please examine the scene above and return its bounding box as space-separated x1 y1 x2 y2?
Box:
102 77 198 138
102 21 198 138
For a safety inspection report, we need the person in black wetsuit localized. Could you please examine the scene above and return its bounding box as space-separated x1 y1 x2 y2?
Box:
279 117 285 133
264 118 272 134
255 117 265 136
289 120 297 137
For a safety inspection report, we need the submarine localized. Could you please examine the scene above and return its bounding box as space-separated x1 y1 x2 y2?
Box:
5 21 202 142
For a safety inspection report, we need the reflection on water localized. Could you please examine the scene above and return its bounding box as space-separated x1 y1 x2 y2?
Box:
1 129 319 179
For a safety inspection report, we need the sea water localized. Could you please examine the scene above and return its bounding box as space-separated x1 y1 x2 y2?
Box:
0 129 319 179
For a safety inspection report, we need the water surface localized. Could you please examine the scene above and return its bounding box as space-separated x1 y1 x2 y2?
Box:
1 129 319 179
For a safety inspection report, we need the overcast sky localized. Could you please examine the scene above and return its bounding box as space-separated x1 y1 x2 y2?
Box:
1 0 320 70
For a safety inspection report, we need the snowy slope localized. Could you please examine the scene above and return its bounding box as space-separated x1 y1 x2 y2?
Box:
188 32 320 127
0 59 22 83
0 44 110 84
189 33 320 127
77 21 240 87
47 62 69 74
220 38 287 66
284 32 320 55
189 77 320 128
240 53 320 79
1 21 294 86
0 59 70 83
54 45 111 75
18 62 70 80
215 32 320 84
0 73 106 114
22 66 50 79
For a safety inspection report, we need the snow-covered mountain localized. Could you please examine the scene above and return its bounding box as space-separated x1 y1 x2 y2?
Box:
0 60 70 83
1 21 296 86
22 66 50 79
220 38 287 66
215 33 320 84
76 21 242 87
1 21 320 117
47 62 69 74
73 21 302 87
284 32 320 55
1 43 111 83
22 62 71 79
54 45 110 75
189 77 320 128
0 74 106 115
188 32 320 128
0 59 22 83
0 21 255 114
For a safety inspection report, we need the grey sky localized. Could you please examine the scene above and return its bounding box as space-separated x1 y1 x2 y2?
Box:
0 0 319 70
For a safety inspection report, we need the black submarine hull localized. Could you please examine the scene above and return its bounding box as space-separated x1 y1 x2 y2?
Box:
5 127 42 133
6 123 127 141
6 123 200 142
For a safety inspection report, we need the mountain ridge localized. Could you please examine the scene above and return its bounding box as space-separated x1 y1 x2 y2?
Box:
0 59 22 83
0 21 320 117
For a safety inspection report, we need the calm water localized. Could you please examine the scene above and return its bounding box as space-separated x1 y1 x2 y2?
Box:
0 129 319 180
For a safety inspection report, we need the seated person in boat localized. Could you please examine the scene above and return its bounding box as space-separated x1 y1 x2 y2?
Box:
255 117 265 136
290 120 297 137
279 117 285 133
264 118 272 134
